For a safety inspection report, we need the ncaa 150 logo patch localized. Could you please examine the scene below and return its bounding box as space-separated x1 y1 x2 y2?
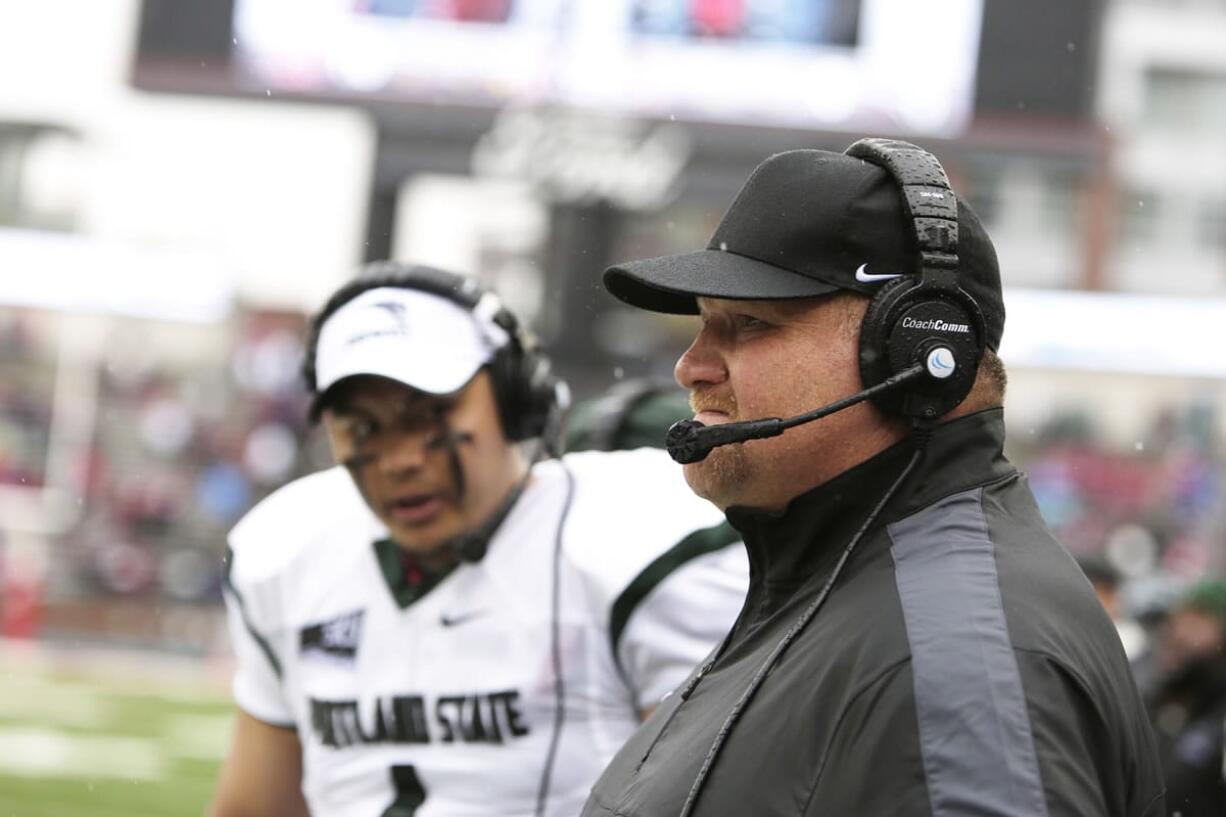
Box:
300 609 365 662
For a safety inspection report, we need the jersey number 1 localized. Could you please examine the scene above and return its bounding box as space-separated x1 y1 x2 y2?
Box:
380 765 427 817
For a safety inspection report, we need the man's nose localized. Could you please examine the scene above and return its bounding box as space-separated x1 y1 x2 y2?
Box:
377 429 433 476
675 330 727 391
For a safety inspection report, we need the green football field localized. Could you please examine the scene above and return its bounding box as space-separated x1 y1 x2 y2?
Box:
0 651 234 817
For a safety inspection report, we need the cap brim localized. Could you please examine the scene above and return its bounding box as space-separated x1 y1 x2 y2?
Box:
604 249 841 315
309 361 482 422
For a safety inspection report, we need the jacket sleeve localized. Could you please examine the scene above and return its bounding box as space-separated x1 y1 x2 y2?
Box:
806 657 1135 817
1014 650 1166 817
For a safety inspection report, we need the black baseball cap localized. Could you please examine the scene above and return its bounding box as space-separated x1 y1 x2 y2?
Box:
603 147 1005 350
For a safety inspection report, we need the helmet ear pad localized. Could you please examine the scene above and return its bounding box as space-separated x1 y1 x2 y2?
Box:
858 274 986 421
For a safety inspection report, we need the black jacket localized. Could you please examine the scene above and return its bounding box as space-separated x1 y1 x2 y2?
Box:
582 409 1165 817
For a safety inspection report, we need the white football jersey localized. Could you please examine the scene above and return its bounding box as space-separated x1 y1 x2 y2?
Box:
223 447 747 817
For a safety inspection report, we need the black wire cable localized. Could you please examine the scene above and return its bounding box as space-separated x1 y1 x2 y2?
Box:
676 432 930 817
534 461 576 817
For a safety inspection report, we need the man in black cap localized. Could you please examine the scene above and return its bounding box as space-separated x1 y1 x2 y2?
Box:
581 139 1165 817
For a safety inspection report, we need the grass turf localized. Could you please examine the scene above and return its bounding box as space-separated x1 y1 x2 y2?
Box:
0 657 234 817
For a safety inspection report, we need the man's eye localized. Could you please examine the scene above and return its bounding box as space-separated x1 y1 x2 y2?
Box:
734 314 769 330
347 419 378 441
398 398 456 431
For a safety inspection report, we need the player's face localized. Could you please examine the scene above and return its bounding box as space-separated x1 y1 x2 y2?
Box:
674 294 905 511
322 372 526 563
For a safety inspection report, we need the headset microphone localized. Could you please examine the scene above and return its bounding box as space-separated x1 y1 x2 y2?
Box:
666 417 787 466
665 361 933 464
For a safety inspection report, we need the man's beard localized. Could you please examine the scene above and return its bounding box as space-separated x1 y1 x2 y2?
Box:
686 390 752 507
687 445 751 507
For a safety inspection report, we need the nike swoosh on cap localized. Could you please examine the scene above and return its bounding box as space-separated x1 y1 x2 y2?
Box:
855 264 904 283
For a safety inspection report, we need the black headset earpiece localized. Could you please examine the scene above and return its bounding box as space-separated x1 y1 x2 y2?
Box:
844 138 986 421
305 262 566 446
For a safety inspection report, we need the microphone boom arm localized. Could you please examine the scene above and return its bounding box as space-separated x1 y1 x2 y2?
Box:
778 363 925 430
665 364 927 464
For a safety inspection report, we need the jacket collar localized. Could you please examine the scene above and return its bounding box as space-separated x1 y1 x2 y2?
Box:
726 408 1015 588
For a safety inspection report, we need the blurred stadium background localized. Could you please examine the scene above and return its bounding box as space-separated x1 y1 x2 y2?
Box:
1 0 1225 813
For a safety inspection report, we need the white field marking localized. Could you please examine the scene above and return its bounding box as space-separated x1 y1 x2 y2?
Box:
0 636 235 703
166 713 234 760
0 675 111 728
123 682 232 705
0 727 163 780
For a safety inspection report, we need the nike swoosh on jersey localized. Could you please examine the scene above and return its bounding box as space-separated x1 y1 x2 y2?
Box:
855 263 904 283
439 610 488 627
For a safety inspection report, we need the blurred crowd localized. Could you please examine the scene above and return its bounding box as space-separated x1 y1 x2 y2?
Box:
0 304 326 648
0 310 55 488
1022 405 1224 582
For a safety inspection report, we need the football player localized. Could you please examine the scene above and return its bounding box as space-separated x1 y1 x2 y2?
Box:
207 263 747 817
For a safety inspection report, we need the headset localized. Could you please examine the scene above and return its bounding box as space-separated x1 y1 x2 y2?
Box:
302 261 567 448
848 136 987 422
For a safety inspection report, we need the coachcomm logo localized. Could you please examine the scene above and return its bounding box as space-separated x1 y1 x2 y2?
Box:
901 317 970 333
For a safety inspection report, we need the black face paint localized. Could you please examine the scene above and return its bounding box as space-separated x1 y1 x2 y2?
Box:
341 400 515 566
342 449 380 511
433 405 470 504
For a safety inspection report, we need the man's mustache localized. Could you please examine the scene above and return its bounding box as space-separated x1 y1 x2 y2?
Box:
689 391 738 417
